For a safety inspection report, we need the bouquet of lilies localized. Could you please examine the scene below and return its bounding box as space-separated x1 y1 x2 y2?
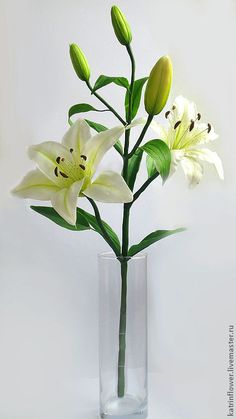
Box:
12 5 223 399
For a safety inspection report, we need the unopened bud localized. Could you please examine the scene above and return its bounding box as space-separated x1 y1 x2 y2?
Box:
111 5 132 46
69 43 90 82
144 56 173 116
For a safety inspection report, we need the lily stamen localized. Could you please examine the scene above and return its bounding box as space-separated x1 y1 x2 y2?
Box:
189 120 195 132
59 171 69 178
174 120 181 129
181 126 210 149
165 110 170 119
80 155 87 161
79 164 86 170
54 167 59 177
174 115 202 148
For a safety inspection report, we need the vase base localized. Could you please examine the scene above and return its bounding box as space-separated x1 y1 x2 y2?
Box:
101 394 147 419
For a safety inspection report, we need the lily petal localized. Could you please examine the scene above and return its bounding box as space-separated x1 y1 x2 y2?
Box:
170 149 185 175
186 148 224 179
128 118 169 141
83 171 133 203
62 119 91 153
12 169 59 200
126 117 147 129
51 180 84 225
181 123 218 149
84 126 124 172
29 141 71 182
172 96 197 122
150 120 168 141
180 157 204 187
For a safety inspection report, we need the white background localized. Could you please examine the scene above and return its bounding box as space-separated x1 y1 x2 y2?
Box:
0 0 235 418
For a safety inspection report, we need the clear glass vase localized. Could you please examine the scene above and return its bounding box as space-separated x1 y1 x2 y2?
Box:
98 253 148 419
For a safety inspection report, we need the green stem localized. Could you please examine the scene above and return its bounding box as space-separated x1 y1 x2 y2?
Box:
128 115 153 158
86 81 126 126
132 171 160 205
122 204 131 255
117 45 135 398
117 259 128 397
122 45 135 250
117 175 160 398
126 45 135 124
87 197 120 257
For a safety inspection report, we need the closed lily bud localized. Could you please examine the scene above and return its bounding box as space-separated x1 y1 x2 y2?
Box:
69 43 90 82
111 5 132 46
144 56 173 116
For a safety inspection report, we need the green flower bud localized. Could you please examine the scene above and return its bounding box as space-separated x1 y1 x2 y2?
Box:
111 5 132 46
69 43 90 82
144 56 173 116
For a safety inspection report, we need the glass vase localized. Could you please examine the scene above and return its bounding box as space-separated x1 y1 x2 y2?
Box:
98 253 148 419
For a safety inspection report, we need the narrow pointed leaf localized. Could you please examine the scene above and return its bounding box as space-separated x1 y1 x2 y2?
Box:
142 139 171 182
92 75 129 93
125 77 148 120
126 148 143 190
128 228 185 257
31 206 121 254
78 208 121 253
146 154 158 178
113 141 123 156
31 206 90 231
68 103 107 124
85 119 123 156
85 119 108 132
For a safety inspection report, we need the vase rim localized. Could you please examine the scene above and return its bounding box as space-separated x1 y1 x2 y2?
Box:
98 251 147 260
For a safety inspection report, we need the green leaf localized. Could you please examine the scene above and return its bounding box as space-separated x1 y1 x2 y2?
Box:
127 148 143 191
31 206 121 254
92 75 129 93
85 119 108 132
68 103 107 124
146 154 158 178
85 119 123 156
125 77 148 120
128 228 185 257
142 139 171 182
113 140 123 156
78 208 121 254
31 206 90 231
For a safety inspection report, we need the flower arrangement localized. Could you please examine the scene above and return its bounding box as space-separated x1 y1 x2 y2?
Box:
12 4 223 417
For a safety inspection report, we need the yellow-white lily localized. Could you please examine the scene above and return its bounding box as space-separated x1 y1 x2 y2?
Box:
151 95 224 186
12 120 133 225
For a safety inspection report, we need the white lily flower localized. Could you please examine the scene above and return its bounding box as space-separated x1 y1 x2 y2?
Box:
150 95 224 187
13 120 133 225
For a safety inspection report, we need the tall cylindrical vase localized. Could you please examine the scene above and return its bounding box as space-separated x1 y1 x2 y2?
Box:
98 253 147 419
